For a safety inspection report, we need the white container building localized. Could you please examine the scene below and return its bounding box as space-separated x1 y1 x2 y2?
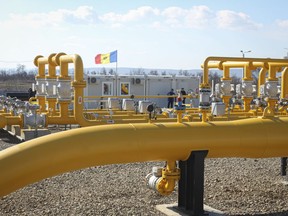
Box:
83 74 200 109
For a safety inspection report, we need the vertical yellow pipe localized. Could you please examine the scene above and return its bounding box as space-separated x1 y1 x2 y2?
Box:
46 53 58 115
156 160 179 195
33 55 46 78
281 67 288 99
201 111 207 122
176 110 183 123
59 101 70 118
258 68 267 97
267 65 278 81
222 65 230 80
47 53 57 78
47 99 57 116
242 64 254 112
243 64 254 81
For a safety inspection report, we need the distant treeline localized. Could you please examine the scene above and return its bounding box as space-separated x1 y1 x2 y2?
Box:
0 64 259 87
0 65 36 82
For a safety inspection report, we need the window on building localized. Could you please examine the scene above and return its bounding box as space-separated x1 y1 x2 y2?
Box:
102 82 113 96
120 82 130 96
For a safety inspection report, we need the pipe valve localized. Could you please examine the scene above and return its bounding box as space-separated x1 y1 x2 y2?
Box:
220 80 232 96
242 80 254 97
46 78 58 98
265 80 278 99
35 78 47 96
14 100 27 115
23 104 46 129
146 164 180 196
57 79 72 100
199 87 211 110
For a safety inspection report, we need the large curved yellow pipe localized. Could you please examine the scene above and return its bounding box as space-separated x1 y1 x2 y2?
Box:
1 117 288 197
59 54 98 126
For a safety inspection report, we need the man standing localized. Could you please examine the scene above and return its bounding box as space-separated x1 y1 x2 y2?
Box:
180 88 187 104
167 89 175 108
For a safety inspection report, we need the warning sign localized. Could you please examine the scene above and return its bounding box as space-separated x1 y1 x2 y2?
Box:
78 96 82 104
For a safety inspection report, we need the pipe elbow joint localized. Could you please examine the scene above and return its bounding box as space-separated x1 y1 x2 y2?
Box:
33 55 44 67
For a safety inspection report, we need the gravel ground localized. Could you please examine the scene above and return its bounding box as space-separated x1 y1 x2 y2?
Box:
0 128 288 216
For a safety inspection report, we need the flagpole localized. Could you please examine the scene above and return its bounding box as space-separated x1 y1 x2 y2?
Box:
115 53 118 96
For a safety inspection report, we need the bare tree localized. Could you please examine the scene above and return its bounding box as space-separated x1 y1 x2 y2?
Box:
108 69 116 75
149 70 158 75
179 69 191 76
130 68 146 75
100 67 107 75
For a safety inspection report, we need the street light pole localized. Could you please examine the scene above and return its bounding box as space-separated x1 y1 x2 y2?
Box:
240 50 252 58
284 48 288 59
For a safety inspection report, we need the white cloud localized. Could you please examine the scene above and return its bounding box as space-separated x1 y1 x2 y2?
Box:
161 6 213 28
216 10 262 30
0 6 97 28
0 5 262 32
99 6 159 23
99 6 262 31
276 19 288 28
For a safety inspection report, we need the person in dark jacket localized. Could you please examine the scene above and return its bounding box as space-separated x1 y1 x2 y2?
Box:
28 88 36 99
180 88 187 104
167 89 175 108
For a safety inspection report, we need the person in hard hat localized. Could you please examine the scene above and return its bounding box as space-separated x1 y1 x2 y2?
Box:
167 89 175 108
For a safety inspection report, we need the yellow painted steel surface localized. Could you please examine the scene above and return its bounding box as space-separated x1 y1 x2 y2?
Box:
201 56 288 86
0 117 288 197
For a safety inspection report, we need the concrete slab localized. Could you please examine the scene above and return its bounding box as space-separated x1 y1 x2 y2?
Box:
156 203 225 216
21 129 51 141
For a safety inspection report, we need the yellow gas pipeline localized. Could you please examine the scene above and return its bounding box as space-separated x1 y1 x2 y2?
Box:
281 67 288 99
1 116 288 197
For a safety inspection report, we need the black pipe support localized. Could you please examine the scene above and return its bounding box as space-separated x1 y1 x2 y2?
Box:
177 150 209 216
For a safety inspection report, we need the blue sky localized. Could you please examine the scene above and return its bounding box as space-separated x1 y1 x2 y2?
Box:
0 0 288 70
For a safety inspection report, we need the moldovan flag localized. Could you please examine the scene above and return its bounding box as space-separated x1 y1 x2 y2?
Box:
95 50 117 64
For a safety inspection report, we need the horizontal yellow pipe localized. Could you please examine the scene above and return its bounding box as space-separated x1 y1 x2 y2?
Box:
98 114 164 120
84 95 189 99
222 61 255 69
1 117 288 197
46 116 77 125
0 115 22 128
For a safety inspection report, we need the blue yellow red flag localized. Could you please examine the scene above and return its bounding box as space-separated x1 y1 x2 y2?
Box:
95 50 117 64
